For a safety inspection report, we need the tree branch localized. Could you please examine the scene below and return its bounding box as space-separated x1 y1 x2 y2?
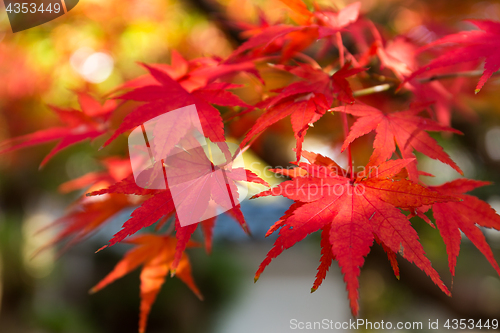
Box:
352 70 500 97
419 69 500 83
353 83 393 97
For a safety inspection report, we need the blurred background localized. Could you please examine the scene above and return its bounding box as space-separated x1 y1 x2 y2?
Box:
0 0 500 332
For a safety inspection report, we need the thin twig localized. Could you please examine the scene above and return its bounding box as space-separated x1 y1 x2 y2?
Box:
351 69 500 97
419 69 500 83
353 83 393 97
341 109 354 182
229 70 500 122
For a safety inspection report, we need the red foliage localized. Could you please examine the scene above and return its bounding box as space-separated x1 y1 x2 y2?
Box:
2 0 500 331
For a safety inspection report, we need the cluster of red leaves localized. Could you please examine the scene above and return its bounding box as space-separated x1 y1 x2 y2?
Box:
2 1 500 331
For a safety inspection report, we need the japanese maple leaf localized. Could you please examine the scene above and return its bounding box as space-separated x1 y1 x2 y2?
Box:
313 2 361 28
0 93 116 167
278 0 314 25
278 1 361 61
228 2 360 62
228 25 303 61
277 1 361 33
90 234 202 333
36 183 134 256
58 157 132 193
92 180 251 271
87 156 254 274
407 20 500 93
241 63 365 161
157 139 269 271
413 79 477 128
160 138 252 227
253 153 458 315
88 177 173 247
35 157 138 256
118 51 261 93
227 8 314 61
330 103 463 180
229 6 271 39
87 151 268 271
371 34 418 80
354 29 473 128
104 64 250 148
430 179 500 280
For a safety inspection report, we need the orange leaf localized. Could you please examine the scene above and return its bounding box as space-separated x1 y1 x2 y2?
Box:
90 234 202 333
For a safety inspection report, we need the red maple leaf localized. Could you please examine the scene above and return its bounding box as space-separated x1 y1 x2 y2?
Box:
90 234 202 333
36 183 134 256
228 2 361 62
87 146 268 271
104 63 251 148
253 152 458 315
407 20 500 93
365 31 478 127
278 0 361 31
330 103 463 180
117 51 261 93
430 179 500 279
0 93 116 167
58 157 132 193
34 157 137 256
241 63 365 161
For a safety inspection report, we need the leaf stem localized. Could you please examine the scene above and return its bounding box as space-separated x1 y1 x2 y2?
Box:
341 107 354 182
336 32 344 68
353 83 393 97
419 69 500 83
352 70 500 97
294 52 322 69
336 33 353 181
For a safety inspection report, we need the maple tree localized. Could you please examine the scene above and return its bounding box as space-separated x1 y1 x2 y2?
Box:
2 0 500 331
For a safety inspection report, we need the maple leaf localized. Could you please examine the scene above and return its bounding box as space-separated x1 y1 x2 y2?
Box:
313 2 361 30
253 153 458 315
87 180 189 251
368 33 478 127
90 234 202 333
311 223 334 292
87 174 161 198
430 179 500 279
34 158 136 256
228 1 361 62
227 24 338 62
87 144 268 263
118 51 261 93
278 1 361 30
278 0 314 25
104 63 250 148
0 93 115 167
241 63 365 161
330 103 463 180
59 157 132 193
36 185 133 256
277 1 361 62
407 20 500 94
412 79 477 128
160 139 246 226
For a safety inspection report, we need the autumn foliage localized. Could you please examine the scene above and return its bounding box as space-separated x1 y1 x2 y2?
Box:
2 1 500 332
